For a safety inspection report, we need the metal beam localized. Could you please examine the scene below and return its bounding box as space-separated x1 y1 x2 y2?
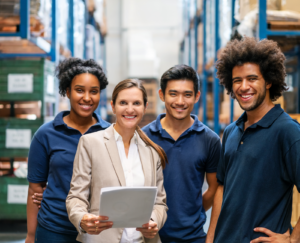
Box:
69 0 75 56
193 0 199 115
230 0 235 123
188 0 192 66
267 30 300 36
202 0 207 125
0 33 21 37
0 53 49 58
258 0 267 39
20 0 30 39
214 0 220 134
50 0 58 62
194 0 198 71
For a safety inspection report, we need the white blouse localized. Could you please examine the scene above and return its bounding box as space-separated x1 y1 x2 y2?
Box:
114 128 145 243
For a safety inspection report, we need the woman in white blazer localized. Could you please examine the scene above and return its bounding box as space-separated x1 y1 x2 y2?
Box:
66 79 168 243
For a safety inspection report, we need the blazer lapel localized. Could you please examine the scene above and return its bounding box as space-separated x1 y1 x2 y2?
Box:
103 126 126 186
137 136 152 187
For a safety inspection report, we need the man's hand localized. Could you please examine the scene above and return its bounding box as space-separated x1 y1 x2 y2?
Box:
32 186 46 208
80 214 113 235
250 227 290 243
136 220 158 239
25 234 35 243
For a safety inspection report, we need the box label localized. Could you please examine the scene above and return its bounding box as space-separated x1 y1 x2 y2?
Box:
47 75 54 94
7 185 29 204
5 129 32 148
8 74 34 93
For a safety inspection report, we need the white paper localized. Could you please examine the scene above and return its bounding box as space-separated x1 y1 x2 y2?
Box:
6 129 32 148
7 185 29 204
99 187 157 228
8 74 33 93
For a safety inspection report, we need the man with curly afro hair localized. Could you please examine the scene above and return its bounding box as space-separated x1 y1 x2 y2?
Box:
206 37 300 243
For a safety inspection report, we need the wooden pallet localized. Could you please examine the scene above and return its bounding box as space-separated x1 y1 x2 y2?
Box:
269 21 300 30
0 39 46 54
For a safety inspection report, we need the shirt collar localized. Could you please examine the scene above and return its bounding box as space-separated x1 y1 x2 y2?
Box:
113 126 138 144
236 104 284 129
53 111 110 129
149 113 205 133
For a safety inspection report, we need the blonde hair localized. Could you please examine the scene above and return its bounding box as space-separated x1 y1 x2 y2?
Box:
112 79 168 168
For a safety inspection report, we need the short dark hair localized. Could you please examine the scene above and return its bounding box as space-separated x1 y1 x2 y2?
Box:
216 37 288 101
56 58 108 97
160 64 199 95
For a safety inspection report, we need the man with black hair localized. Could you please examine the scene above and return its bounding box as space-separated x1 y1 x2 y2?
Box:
206 37 300 243
143 64 221 243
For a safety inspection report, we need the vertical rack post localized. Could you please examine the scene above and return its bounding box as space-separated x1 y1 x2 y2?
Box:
193 0 199 115
202 0 207 125
188 0 192 66
69 0 75 56
84 0 89 59
194 0 198 71
20 0 30 39
258 0 267 39
50 0 58 62
214 0 220 134
230 0 235 123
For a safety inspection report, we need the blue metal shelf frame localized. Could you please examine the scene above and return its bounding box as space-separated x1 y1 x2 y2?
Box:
186 0 192 67
0 0 29 38
69 0 75 56
230 0 235 123
193 0 200 115
0 0 58 62
202 0 208 125
258 0 300 39
213 0 220 135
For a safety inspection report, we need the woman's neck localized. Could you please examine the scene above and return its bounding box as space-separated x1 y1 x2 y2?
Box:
114 122 135 145
63 110 96 134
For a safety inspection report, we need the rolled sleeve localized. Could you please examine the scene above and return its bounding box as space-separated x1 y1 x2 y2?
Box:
27 135 49 183
284 139 300 192
205 138 222 173
217 133 228 185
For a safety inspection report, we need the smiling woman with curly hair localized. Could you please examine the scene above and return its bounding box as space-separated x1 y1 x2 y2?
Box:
26 58 110 243
216 37 288 101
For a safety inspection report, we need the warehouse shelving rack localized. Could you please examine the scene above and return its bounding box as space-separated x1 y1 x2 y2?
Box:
0 0 109 220
197 0 300 135
0 0 58 61
181 0 225 134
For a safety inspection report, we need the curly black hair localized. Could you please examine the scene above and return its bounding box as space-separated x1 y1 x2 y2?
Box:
160 64 199 95
56 58 108 96
216 37 288 101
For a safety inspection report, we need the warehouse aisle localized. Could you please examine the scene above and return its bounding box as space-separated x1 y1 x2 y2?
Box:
0 220 26 243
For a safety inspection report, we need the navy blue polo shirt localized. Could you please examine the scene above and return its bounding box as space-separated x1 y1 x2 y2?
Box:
214 105 300 243
27 111 110 234
143 114 221 243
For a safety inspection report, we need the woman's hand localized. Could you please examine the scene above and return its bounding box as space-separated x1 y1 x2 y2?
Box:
80 214 113 235
32 186 46 208
136 220 159 239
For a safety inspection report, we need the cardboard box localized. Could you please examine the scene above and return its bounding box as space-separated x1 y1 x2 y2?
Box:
281 0 300 13
239 0 281 20
239 0 257 21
